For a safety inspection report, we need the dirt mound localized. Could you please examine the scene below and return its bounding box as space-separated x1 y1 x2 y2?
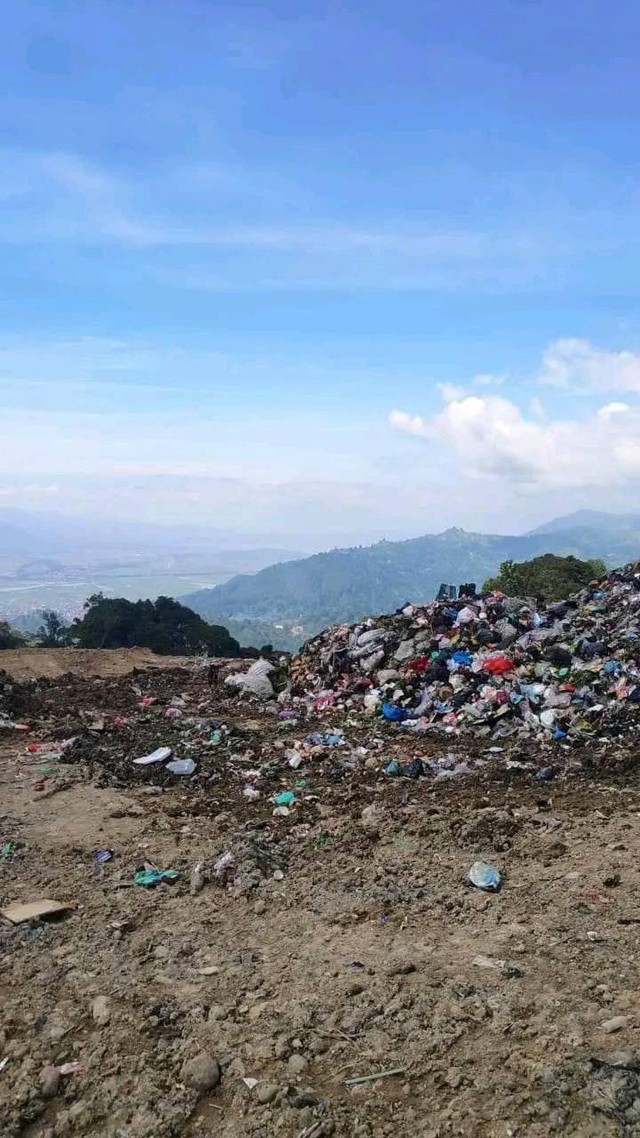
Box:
0 647 197 681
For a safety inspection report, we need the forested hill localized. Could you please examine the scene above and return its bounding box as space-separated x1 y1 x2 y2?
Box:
183 512 640 637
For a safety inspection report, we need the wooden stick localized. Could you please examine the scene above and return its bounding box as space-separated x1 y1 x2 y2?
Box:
345 1066 407 1087
298 1123 324 1138
313 1028 358 1043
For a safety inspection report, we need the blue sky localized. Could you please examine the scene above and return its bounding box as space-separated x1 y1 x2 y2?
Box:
3 0 640 545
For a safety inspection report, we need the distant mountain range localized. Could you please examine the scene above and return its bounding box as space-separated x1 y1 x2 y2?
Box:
183 511 640 648
0 508 301 626
0 507 301 561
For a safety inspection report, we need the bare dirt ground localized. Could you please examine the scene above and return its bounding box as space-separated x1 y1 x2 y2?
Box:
0 648 195 681
1 651 640 1138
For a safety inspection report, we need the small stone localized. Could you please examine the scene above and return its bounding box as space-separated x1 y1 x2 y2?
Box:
386 959 417 976
68 1101 89 1125
92 996 111 1026
39 1065 60 1099
290 1091 320 1108
274 1035 291 1060
181 1052 221 1093
360 805 380 837
207 1003 227 1022
602 1016 630 1034
287 1053 309 1077
254 900 267 915
256 1083 278 1104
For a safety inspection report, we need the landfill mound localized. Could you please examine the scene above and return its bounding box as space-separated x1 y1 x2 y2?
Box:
289 561 640 749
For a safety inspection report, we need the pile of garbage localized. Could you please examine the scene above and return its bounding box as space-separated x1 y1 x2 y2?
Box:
288 562 640 745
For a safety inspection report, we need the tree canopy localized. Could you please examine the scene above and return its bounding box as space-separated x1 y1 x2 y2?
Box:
483 554 606 602
0 621 24 649
37 610 70 647
72 594 242 657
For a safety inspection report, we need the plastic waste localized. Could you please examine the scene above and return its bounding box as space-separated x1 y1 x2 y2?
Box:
134 746 171 766
213 851 235 878
483 654 513 675
467 861 502 892
402 758 425 779
306 730 343 746
272 790 296 806
535 767 555 781
382 703 408 722
225 658 275 699
166 757 196 775
134 867 180 887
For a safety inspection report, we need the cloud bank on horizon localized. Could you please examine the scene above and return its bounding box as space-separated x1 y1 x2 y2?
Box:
390 340 640 491
3 1 640 543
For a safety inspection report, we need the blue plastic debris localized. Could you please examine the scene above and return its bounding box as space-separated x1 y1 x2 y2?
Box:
467 861 502 892
535 767 555 782
402 758 425 779
272 790 296 806
382 704 408 722
306 731 343 746
134 867 180 887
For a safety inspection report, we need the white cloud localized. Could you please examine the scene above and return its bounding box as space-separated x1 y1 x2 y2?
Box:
390 337 640 491
597 401 631 419
390 392 640 489
540 338 640 393
473 372 506 387
437 382 467 402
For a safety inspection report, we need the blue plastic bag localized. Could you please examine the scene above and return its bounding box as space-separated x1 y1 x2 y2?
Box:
382 703 408 722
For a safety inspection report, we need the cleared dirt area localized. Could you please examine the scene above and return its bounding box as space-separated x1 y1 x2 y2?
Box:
0 647 196 681
1 649 640 1138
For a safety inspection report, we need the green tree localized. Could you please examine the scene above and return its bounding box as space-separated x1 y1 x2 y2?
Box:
0 621 24 649
37 610 70 647
72 595 242 657
483 554 606 602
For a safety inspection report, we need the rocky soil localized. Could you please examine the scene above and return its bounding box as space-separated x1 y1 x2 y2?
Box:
1 653 640 1138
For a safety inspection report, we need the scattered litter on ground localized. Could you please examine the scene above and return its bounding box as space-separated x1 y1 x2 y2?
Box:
1 898 73 924
3 570 640 1136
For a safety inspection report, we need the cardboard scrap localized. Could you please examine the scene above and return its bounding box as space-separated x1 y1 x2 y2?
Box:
1 898 71 924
